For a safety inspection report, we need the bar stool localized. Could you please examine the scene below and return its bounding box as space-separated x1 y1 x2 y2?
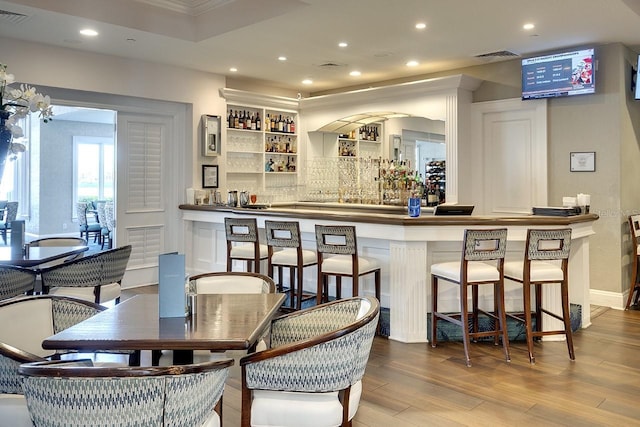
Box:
625 215 640 309
224 217 268 273
503 228 573 363
265 220 317 310
430 228 510 367
315 224 381 305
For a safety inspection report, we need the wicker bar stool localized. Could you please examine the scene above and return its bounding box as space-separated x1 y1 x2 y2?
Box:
224 217 268 273
265 220 317 310
314 224 380 305
504 228 574 363
430 228 510 367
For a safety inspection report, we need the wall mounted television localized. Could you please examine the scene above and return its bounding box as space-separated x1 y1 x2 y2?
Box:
522 48 595 100
635 54 640 100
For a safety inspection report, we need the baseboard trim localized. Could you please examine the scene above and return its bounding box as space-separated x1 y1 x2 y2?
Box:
590 289 626 310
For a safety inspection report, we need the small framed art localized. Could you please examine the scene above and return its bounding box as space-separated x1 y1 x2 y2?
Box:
570 152 596 172
202 115 221 156
202 165 219 188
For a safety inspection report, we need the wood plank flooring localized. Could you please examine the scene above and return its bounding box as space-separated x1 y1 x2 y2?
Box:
122 287 640 426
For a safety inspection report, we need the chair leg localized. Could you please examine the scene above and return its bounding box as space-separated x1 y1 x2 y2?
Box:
523 281 536 363
288 266 295 308
431 275 438 347
560 279 575 360
336 276 342 300
316 269 324 305
460 283 472 367
471 285 479 341
296 266 304 310
625 256 640 309
496 280 511 363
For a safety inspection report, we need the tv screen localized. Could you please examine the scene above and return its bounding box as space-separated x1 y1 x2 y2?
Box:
635 54 640 100
522 48 595 100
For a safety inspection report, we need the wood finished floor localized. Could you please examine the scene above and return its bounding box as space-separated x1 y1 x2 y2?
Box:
122 287 640 426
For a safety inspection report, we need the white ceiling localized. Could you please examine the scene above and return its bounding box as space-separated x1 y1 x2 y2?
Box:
2 0 640 94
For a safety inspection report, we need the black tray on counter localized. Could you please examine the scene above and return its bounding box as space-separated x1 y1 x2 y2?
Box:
532 206 581 216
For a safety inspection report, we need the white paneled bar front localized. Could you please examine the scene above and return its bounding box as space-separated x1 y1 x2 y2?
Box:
180 204 597 343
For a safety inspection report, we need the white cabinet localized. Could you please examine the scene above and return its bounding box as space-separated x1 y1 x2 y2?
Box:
225 104 298 201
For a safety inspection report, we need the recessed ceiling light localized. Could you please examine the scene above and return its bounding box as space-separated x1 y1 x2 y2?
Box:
278 56 287 61
229 67 238 72
349 70 361 77
523 23 535 30
338 42 348 48
302 79 313 85
79 29 98 37
415 22 426 30
406 60 419 67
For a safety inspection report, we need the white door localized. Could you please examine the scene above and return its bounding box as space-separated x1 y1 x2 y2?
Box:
115 111 186 288
470 98 547 215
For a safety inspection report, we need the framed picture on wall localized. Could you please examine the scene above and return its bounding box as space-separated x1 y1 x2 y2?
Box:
570 152 596 172
202 115 221 156
202 165 219 188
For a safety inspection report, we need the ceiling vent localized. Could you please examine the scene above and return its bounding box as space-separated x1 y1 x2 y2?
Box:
317 62 346 68
474 50 520 59
0 9 30 24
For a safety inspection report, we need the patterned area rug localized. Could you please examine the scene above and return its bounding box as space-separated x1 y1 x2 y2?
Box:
298 298 581 341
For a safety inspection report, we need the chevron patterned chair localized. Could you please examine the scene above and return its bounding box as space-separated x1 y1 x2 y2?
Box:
19 358 233 427
41 245 132 305
240 295 380 427
0 295 111 426
0 266 37 301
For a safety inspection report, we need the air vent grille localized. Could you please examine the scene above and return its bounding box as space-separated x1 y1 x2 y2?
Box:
0 9 30 24
475 50 519 58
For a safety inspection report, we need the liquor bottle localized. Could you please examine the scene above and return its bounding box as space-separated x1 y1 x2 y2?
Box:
427 184 438 207
250 113 256 130
265 114 271 132
228 110 233 128
233 110 239 129
290 117 295 134
256 112 261 131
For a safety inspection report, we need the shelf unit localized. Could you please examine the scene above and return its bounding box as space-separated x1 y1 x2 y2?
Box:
225 104 298 200
425 160 446 205
337 123 382 158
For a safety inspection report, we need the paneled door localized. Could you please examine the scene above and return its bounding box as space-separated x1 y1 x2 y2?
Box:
115 111 186 288
470 98 547 215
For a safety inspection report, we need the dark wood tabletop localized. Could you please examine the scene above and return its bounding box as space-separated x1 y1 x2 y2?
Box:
42 293 286 353
0 245 89 268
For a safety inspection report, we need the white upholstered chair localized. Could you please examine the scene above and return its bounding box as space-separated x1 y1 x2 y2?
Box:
188 271 276 295
0 266 37 301
0 295 111 426
19 358 233 427
240 296 380 427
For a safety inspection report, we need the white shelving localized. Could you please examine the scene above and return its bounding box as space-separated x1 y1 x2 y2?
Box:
225 104 298 200
337 123 382 158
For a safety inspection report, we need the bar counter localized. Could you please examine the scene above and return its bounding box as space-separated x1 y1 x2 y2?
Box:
179 203 598 343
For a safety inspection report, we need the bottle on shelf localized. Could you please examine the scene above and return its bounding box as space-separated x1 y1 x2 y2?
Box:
256 112 261 131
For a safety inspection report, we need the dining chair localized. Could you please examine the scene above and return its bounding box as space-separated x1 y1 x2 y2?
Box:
40 245 132 304
104 201 116 249
504 228 574 363
314 224 381 305
626 214 640 309
0 265 37 300
188 271 276 294
240 296 380 427
224 217 268 273
76 202 101 244
96 200 110 249
0 201 18 245
19 358 234 427
265 220 317 310
430 228 510 367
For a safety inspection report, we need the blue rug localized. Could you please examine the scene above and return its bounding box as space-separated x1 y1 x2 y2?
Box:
296 296 580 341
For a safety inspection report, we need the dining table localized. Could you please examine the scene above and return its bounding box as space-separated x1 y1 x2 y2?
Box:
42 293 286 364
0 245 89 268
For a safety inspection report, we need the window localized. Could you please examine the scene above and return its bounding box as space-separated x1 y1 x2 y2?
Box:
73 136 114 209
